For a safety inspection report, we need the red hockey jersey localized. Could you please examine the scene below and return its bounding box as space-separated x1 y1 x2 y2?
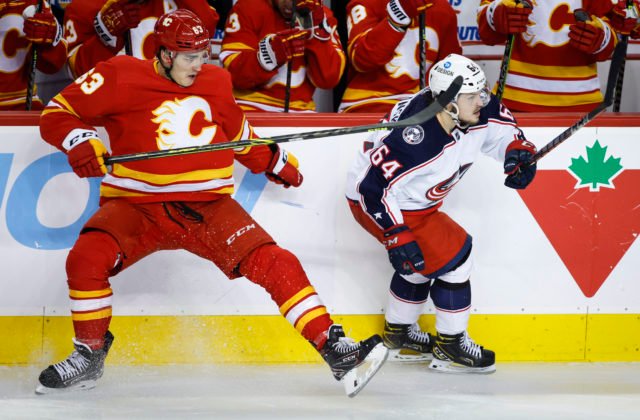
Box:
339 0 461 114
220 0 345 112
64 0 218 78
478 0 617 112
0 2 67 110
41 55 274 203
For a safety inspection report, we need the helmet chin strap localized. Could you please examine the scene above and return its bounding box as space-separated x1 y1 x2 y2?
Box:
443 101 469 129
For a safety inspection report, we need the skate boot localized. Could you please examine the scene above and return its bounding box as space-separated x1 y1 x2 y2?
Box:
36 330 115 394
429 331 495 374
383 321 433 362
320 324 388 397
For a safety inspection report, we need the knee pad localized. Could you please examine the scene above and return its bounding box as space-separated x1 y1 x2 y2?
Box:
430 278 471 312
390 272 431 304
66 230 122 291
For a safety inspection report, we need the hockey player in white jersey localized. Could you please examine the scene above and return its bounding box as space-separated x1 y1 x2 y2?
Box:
346 53 536 373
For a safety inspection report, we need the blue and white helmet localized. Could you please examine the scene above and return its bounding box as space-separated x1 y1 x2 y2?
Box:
429 53 490 107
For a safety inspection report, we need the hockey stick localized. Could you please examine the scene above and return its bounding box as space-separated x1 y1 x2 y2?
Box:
25 0 44 111
612 0 634 112
124 31 133 56
104 76 462 165
418 11 426 89
495 0 531 102
283 2 297 113
530 31 626 164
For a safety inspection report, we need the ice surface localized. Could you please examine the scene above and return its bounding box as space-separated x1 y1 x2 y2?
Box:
1 362 639 419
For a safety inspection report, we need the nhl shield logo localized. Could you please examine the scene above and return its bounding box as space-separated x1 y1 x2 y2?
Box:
402 125 424 145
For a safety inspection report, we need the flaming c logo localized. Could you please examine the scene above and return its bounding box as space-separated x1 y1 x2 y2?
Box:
151 96 217 150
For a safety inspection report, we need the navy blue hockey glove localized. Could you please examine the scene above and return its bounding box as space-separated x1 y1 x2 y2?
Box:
504 139 537 189
383 224 425 275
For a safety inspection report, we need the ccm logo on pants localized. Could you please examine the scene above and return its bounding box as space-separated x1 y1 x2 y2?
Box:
226 224 256 245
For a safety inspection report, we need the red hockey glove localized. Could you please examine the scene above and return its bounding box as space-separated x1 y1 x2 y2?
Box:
487 0 533 35
257 28 307 71
22 2 63 46
295 0 331 41
504 139 536 190
266 146 303 188
608 0 640 36
568 13 611 55
383 224 425 275
386 0 433 29
94 0 142 48
65 132 110 178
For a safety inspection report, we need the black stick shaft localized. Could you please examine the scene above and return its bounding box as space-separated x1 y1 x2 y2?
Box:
26 0 44 111
418 12 426 89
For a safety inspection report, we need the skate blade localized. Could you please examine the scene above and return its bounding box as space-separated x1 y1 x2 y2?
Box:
342 343 389 398
428 359 496 374
388 348 433 362
35 380 97 395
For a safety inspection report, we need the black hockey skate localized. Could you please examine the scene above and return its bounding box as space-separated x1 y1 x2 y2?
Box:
383 321 433 362
320 324 388 398
429 331 495 374
36 330 115 394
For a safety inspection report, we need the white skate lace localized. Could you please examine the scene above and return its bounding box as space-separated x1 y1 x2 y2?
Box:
52 350 90 380
459 332 482 359
407 324 430 344
333 337 359 354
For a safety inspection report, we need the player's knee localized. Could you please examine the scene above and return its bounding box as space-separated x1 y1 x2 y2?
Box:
391 272 431 304
66 230 122 291
240 244 308 291
431 278 471 311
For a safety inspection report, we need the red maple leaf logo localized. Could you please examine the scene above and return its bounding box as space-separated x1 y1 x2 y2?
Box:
518 141 640 297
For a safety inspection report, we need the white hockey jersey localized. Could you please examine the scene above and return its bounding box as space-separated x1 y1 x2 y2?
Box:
345 90 526 230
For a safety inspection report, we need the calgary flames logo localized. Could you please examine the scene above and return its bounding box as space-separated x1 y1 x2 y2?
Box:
151 96 217 150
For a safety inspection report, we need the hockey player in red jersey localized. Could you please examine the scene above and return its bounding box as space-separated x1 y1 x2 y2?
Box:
0 0 66 110
63 0 218 78
220 0 345 112
338 0 461 114
346 54 537 371
35 9 387 397
477 0 619 112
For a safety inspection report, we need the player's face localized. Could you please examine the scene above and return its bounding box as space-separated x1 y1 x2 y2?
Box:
169 50 209 87
456 89 489 125
274 0 294 19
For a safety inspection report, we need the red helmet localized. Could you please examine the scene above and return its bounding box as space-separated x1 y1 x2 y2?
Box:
154 9 210 53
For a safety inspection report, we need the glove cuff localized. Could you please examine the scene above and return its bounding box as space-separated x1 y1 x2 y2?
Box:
94 11 118 48
62 129 101 151
387 0 411 27
486 0 500 32
382 224 414 249
313 16 331 41
592 17 612 55
257 35 278 72
51 19 63 47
